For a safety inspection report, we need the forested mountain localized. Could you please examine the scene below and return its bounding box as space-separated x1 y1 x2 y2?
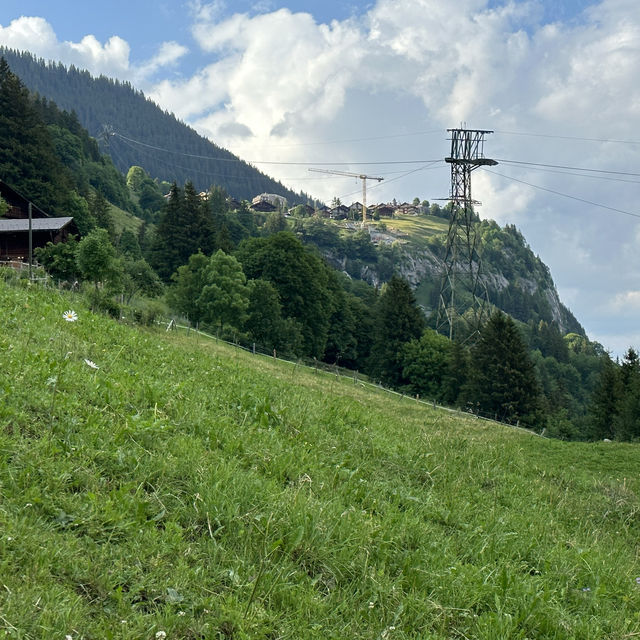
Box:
0 48 310 204
0 57 137 231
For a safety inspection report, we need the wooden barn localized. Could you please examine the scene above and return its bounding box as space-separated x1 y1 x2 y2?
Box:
0 180 78 261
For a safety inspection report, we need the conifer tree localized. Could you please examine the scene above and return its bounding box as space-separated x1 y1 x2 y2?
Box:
89 190 114 238
588 354 622 440
613 348 640 440
368 275 425 387
465 311 542 428
150 183 191 281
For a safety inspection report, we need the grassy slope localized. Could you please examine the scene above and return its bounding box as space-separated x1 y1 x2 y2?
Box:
108 203 143 235
381 215 448 249
1 278 639 639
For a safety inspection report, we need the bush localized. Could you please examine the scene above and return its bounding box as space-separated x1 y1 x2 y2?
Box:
131 299 167 326
84 287 121 318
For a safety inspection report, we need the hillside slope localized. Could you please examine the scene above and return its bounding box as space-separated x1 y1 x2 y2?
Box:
1 48 309 204
0 275 637 638
301 214 583 335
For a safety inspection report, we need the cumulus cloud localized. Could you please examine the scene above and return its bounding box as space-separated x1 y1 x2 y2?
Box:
0 16 186 82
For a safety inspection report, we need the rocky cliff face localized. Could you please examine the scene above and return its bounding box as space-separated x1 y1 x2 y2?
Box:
390 242 581 335
317 218 583 336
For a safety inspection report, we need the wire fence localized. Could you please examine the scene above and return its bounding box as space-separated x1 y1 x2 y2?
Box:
1 270 542 438
164 319 543 439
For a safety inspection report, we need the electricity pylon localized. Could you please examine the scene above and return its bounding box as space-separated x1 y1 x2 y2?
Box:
436 128 497 342
309 168 383 224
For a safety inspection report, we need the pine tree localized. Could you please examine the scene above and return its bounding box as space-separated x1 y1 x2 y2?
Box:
368 275 425 387
588 354 621 440
465 311 543 428
150 183 191 281
613 348 640 440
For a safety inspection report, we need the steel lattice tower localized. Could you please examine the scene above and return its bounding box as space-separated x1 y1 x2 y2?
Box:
436 128 497 342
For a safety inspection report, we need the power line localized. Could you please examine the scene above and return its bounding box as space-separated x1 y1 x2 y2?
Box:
495 130 640 146
497 161 640 185
336 162 445 201
496 158 640 178
112 131 442 167
482 168 640 220
227 128 446 149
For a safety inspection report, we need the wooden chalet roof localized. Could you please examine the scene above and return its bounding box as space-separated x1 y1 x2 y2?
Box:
0 180 49 219
0 217 75 233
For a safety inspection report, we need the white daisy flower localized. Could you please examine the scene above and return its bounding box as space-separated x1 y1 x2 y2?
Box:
84 359 99 370
62 310 78 322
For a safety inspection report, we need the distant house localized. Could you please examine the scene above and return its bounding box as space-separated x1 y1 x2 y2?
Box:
227 197 242 211
252 193 287 209
349 202 363 215
395 202 421 216
315 205 331 218
0 217 78 261
374 204 395 218
250 200 277 213
289 204 314 217
330 204 350 220
0 179 78 261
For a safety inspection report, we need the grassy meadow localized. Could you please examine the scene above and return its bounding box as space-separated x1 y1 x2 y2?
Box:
383 216 448 249
0 276 639 639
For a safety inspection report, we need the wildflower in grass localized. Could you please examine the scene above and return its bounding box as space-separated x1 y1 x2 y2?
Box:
62 310 78 322
636 577 640 585
84 358 99 370
156 632 167 640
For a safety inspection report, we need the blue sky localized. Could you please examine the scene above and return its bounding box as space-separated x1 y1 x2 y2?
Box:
2 0 640 356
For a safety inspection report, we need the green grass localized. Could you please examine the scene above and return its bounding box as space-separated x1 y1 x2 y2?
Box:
109 203 143 235
384 215 449 249
1 277 640 639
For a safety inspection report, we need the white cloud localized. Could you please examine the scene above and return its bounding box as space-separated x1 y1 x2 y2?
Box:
0 16 186 83
610 290 640 311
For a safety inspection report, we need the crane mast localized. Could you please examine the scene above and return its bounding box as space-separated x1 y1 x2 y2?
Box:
309 168 384 224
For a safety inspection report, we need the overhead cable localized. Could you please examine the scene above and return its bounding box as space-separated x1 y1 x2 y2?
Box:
482 168 640 220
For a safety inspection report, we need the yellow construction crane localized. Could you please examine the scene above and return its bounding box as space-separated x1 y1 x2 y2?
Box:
309 168 384 224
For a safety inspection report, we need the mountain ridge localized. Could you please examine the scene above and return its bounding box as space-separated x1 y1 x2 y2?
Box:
0 47 311 205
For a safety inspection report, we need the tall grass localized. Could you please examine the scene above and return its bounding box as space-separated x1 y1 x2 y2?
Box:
1 277 639 639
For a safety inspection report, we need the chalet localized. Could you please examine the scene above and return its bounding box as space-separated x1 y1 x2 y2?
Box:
315 205 331 218
289 204 315 217
250 199 277 213
373 204 395 218
330 204 350 220
0 179 78 261
227 197 242 211
349 202 363 215
0 217 77 261
0 180 48 220
252 193 287 209
394 202 421 216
